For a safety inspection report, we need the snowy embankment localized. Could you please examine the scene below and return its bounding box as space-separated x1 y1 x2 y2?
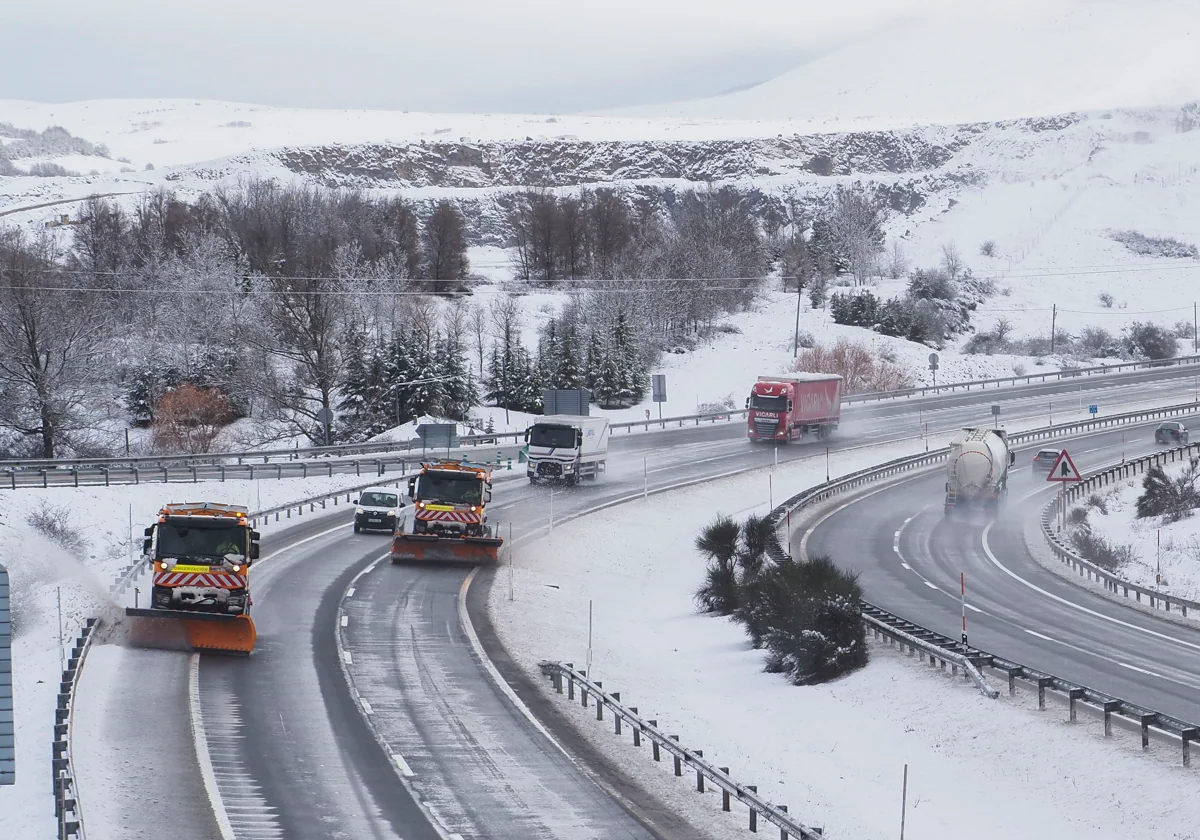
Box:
0 474 389 838
1072 463 1200 602
488 440 1200 840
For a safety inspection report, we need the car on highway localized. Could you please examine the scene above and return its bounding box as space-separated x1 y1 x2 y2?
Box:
1031 449 1061 472
1154 421 1190 445
353 490 405 534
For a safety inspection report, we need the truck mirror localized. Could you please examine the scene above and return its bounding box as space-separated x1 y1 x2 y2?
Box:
485 490 493 503
249 543 261 561
407 476 417 497
745 397 750 409
523 429 530 442
787 400 793 412
1010 452 1016 465
250 530 261 541
143 526 154 537
142 537 152 556
576 430 583 446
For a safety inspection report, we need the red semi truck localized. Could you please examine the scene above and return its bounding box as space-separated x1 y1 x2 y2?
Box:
746 374 843 442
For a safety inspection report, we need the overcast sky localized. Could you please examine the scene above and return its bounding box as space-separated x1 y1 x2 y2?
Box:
0 0 996 113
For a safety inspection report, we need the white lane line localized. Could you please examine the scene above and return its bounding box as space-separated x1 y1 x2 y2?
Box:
1024 628 1054 641
981 521 1200 655
342 651 353 664
924 581 939 590
966 604 983 614
347 587 356 597
391 753 415 777
901 562 912 570
360 699 374 715
189 654 235 840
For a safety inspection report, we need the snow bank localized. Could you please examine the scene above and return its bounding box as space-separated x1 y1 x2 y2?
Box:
488 440 1200 840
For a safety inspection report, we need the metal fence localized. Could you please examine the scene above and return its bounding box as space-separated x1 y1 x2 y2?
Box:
538 662 825 839
763 400 1200 767
1042 443 1200 618
6 354 1198 477
0 564 12 787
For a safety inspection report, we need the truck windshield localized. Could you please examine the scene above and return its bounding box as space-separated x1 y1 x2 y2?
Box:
750 394 787 411
529 425 577 448
157 522 246 559
419 473 483 505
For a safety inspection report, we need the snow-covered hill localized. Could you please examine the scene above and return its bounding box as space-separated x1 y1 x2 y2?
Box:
619 1 1200 125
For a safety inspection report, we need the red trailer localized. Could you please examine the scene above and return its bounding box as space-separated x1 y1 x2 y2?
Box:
746 374 843 442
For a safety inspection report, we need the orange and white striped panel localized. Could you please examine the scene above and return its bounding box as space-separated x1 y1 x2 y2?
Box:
417 509 481 524
154 571 246 588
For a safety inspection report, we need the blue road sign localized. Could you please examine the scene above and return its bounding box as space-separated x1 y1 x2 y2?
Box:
1089 404 1098 415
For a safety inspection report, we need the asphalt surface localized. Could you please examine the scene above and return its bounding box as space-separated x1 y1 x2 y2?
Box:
804 412 1200 724
76 370 1200 839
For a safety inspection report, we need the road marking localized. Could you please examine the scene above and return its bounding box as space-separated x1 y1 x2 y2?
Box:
343 651 353 664
901 562 912 570
360 699 374 715
391 753 415 777
981 521 1200 655
1024 628 1054 641
347 587 356 597
189 654 236 840
924 581 939 590
340 614 349 627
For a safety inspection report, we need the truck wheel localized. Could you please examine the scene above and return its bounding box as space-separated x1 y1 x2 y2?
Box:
353 523 361 534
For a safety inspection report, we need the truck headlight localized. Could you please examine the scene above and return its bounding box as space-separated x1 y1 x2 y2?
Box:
355 507 365 515
386 509 396 516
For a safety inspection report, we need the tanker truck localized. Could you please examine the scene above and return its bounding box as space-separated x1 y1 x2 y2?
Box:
944 428 1017 516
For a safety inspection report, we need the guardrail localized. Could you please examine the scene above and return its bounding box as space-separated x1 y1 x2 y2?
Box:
842 353 1200 403
1042 443 1200 618
765 399 1200 766
537 661 825 839
51 617 96 839
8 353 1200 475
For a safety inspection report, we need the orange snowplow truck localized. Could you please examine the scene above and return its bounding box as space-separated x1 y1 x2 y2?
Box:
391 461 502 563
125 502 261 655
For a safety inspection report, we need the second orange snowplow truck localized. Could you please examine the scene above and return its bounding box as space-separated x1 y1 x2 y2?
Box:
391 461 502 563
125 502 261 655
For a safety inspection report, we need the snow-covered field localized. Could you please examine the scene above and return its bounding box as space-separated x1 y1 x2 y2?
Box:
488 438 1200 840
1072 461 1200 602
0 474 396 838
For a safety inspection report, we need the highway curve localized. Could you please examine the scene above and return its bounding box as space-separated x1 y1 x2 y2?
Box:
73 369 1200 838
803 412 1200 724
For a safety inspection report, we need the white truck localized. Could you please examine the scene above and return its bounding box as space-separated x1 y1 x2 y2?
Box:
525 415 610 485
944 428 1016 516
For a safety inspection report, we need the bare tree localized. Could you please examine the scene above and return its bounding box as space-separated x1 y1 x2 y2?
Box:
827 187 885 286
0 229 108 457
994 317 1014 342
469 301 488 375
940 242 964 279
885 240 909 279
151 384 232 453
421 200 469 292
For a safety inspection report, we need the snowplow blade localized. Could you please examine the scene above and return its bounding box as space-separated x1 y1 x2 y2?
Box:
124 608 256 656
390 533 503 564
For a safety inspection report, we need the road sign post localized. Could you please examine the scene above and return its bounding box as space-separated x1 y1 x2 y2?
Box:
928 353 939 388
1046 449 1083 532
651 374 667 421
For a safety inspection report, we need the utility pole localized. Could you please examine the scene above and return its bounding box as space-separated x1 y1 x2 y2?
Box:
793 273 804 358
1050 304 1057 354
1194 301 1197 353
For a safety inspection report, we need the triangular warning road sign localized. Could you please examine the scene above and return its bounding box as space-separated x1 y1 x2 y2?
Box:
1046 449 1082 482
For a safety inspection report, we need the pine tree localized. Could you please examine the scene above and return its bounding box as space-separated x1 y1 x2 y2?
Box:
440 333 477 420
401 329 447 418
338 333 391 440
537 318 560 385
584 329 603 391
554 321 586 390
592 347 624 408
511 344 543 413
485 345 507 407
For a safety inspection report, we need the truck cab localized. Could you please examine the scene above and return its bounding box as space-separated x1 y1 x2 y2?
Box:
525 415 610 485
